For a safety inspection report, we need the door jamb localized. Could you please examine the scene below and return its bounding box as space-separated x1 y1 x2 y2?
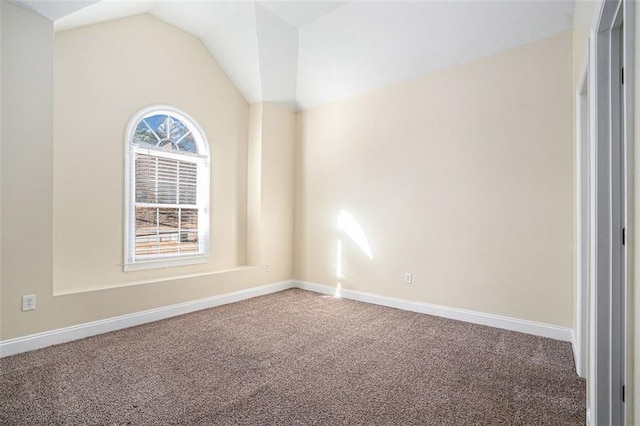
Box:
576 64 589 381
589 0 635 423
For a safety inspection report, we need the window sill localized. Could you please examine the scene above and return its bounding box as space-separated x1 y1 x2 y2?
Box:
124 255 209 272
54 265 259 296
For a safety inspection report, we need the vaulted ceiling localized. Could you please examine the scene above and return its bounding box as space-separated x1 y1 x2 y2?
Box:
12 0 574 111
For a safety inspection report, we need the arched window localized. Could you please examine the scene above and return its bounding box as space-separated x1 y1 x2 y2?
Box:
124 106 210 271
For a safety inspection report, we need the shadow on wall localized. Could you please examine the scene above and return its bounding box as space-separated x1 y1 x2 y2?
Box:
334 210 373 297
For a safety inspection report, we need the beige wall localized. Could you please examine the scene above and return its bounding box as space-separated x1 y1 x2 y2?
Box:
1 3 295 340
54 14 249 293
260 103 296 271
1 2 54 340
295 31 574 327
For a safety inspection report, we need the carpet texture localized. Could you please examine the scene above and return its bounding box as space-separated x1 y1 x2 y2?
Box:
0 289 585 425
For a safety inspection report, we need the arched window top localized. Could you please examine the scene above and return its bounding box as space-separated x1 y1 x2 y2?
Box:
129 106 208 156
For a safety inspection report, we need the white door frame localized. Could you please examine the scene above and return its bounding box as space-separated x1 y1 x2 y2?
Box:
621 1 636 422
589 0 635 424
576 64 589 381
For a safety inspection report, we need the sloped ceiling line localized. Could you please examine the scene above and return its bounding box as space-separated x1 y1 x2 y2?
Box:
14 0 574 111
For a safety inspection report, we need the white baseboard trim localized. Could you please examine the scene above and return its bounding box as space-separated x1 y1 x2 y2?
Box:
570 329 583 377
295 281 573 342
1 279 574 358
0 280 295 358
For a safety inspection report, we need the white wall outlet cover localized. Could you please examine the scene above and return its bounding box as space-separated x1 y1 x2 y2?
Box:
266 263 272 272
404 273 412 284
22 295 36 311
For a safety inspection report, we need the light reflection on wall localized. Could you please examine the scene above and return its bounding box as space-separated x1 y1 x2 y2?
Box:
336 239 344 280
338 210 373 259
334 210 373 297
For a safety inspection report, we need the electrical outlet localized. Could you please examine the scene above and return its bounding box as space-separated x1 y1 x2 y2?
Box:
266 262 272 272
22 295 36 311
404 273 412 284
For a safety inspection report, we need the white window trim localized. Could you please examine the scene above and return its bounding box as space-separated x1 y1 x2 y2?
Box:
124 105 210 272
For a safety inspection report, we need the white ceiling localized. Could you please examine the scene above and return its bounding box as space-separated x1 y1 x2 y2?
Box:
12 0 574 111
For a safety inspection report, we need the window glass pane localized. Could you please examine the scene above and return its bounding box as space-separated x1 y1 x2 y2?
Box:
132 114 199 154
178 231 199 254
133 121 158 147
169 118 188 144
135 207 157 233
158 231 180 254
179 209 199 254
134 207 200 257
156 116 173 151
144 114 168 135
141 115 172 151
181 208 198 229
176 132 197 153
158 208 179 231
135 207 158 256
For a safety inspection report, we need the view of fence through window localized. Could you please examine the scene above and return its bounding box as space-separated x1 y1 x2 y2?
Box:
135 207 199 256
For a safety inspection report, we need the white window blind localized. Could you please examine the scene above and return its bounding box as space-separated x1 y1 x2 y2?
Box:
135 154 198 205
134 153 201 258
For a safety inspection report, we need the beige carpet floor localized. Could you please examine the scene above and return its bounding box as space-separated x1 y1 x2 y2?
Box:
0 289 585 425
